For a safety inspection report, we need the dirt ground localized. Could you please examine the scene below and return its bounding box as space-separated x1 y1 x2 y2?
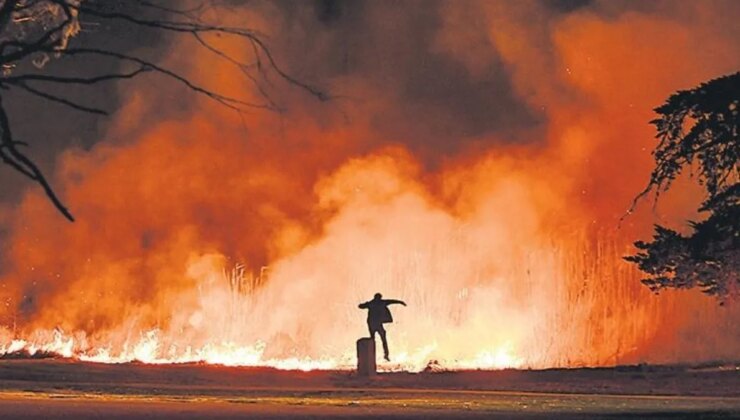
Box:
0 359 738 418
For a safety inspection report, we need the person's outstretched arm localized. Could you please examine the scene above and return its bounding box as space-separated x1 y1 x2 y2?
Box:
358 301 369 309
383 299 406 306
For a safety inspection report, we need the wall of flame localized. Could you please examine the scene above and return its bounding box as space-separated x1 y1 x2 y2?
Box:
0 0 738 370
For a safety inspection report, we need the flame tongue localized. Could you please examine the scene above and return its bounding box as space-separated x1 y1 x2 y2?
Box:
0 328 525 372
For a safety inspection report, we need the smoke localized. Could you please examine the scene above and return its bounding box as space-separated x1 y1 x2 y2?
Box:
0 0 738 369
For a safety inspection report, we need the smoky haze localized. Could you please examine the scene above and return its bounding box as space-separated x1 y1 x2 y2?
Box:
271 0 543 157
0 0 738 369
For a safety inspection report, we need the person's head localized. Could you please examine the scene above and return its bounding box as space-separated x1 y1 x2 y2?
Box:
373 293 382 300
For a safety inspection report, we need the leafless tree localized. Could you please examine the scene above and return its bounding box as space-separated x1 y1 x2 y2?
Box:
0 0 325 221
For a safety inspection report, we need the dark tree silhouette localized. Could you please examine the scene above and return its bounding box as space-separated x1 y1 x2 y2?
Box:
0 0 325 221
625 72 739 301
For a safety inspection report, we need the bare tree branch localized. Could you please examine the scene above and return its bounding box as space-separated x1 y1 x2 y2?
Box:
2 65 150 85
192 32 281 111
10 81 107 114
0 0 330 221
72 2 328 100
0 95 74 221
0 1 20 33
136 1 208 21
0 0 74 64
53 47 277 111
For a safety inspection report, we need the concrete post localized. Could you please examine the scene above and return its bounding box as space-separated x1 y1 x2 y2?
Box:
356 337 376 376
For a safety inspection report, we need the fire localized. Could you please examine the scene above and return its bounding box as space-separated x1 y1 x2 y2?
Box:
0 2 738 370
0 329 74 359
0 326 524 372
468 346 523 370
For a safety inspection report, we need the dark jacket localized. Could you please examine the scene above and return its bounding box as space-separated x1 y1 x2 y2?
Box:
359 298 405 326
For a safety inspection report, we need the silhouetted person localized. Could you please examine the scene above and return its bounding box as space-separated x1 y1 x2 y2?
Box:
358 293 406 361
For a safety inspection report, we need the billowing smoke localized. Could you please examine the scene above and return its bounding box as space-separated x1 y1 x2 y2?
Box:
0 0 738 369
